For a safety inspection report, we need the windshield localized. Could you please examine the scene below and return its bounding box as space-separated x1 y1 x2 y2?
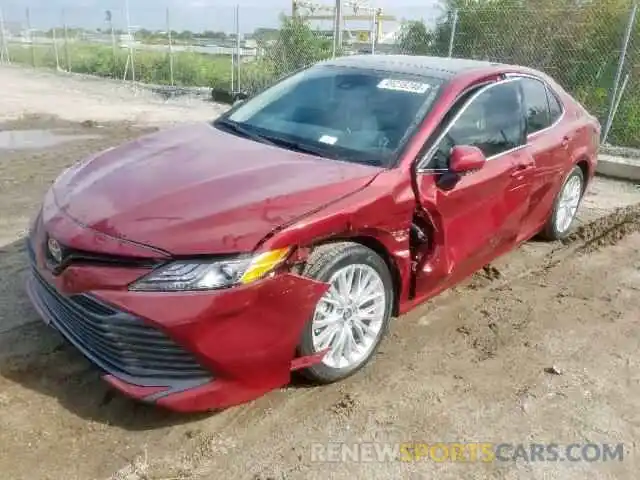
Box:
217 65 443 167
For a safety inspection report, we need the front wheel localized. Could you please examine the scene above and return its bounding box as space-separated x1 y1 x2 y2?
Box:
540 165 584 241
297 242 394 384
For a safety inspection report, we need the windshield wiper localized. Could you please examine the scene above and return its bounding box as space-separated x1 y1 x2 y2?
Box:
260 135 334 159
215 119 276 146
217 119 337 160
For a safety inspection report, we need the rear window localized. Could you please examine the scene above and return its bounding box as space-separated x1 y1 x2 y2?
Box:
547 88 563 123
520 77 551 134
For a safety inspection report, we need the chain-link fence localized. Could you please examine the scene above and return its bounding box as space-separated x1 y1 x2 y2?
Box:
415 2 640 149
0 2 639 148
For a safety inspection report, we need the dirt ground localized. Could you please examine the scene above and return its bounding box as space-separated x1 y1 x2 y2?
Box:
0 65 224 126
1 66 640 480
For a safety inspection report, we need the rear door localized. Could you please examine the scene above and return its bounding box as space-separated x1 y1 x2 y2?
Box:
412 78 535 295
513 75 570 238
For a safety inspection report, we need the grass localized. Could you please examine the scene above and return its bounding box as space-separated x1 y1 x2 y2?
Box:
7 41 234 89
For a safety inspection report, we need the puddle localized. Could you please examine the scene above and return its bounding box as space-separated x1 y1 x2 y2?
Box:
0 130 100 151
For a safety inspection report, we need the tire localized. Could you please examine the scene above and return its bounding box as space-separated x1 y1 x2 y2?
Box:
297 242 394 384
540 165 585 241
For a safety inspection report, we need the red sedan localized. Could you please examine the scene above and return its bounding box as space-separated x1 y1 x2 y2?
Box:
26 55 600 412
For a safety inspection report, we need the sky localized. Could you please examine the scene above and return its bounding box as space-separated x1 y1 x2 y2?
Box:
1 0 443 34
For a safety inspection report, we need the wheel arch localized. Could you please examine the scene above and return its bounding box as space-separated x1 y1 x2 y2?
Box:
575 157 590 192
569 142 592 193
349 235 403 317
304 235 404 317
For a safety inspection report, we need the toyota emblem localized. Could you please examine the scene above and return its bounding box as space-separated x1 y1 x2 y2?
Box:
47 238 63 264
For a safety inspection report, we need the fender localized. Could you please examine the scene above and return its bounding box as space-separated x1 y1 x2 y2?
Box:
261 168 418 310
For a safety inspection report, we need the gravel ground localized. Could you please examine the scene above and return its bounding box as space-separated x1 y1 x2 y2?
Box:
1 66 640 480
0 65 223 126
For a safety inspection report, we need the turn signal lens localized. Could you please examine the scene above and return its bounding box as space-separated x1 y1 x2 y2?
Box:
239 247 291 284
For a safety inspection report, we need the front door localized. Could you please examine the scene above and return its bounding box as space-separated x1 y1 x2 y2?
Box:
413 78 535 296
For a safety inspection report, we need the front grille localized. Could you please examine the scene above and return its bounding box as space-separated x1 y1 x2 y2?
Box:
28 265 211 384
41 236 160 276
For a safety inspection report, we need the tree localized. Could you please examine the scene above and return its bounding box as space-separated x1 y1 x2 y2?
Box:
197 31 226 40
238 16 334 94
175 30 194 41
267 16 333 77
430 0 640 145
396 21 434 56
252 28 280 42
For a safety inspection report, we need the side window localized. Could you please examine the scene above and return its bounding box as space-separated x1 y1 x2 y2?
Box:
520 78 551 134
429 80 525 170
547 88 563 123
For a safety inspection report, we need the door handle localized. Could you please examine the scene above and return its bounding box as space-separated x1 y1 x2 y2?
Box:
561 136 570 148
515 160 535 170
511 160 534 178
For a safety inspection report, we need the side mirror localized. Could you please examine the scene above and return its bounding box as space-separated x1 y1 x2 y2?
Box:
449 145 486 174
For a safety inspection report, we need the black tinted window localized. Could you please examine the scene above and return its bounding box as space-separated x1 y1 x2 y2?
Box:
548 88 563 123
520 78 550 134
430 81 525 170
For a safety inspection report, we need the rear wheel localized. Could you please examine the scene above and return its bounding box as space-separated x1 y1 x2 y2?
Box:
540 165 584 241
297 242 394 384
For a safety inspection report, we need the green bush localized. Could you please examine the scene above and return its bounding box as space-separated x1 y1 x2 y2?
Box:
397 0 640 147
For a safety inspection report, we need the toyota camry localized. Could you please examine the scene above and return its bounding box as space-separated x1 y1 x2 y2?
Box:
26 55 600 412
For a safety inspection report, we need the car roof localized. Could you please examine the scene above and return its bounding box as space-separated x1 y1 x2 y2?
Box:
320 54 508 79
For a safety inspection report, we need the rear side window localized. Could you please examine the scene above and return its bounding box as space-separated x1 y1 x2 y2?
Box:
547 88 563 123
520 78 550 134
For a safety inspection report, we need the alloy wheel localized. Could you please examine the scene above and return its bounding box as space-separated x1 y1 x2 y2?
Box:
311 264 387 369
555 174 583 233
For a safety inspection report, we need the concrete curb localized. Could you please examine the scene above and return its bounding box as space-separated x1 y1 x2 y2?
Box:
597 154 640 182
601 144 640 159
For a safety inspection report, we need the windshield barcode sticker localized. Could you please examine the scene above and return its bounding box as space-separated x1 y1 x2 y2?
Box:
377 79 431 94
318 135 337 145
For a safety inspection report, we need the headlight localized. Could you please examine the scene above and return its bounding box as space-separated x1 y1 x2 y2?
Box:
129 247 291 292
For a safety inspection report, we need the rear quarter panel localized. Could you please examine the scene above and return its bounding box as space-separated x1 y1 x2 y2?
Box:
559 90 600 186
543 74 600 178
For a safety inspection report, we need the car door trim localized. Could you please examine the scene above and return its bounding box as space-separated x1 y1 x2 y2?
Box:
416 77 525 174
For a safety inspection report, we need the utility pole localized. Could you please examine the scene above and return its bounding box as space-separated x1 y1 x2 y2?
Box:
62 8 71 71
235 4 240 92
26 7 35 67
0 7 10 64
125 0 135 82
106 10 117 67
333 0 342 55
166 8 174 86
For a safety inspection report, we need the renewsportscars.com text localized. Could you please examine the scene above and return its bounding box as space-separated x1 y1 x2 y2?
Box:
310 442 625 463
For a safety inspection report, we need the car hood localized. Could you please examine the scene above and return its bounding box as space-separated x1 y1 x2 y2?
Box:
52 123 381 254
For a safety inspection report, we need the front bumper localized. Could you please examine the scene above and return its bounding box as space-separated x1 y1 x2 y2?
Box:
26 209 328 412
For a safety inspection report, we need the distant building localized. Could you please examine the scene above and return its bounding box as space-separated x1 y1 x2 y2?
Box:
119 33 140 48
378 28 401 45
2 21 22 37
